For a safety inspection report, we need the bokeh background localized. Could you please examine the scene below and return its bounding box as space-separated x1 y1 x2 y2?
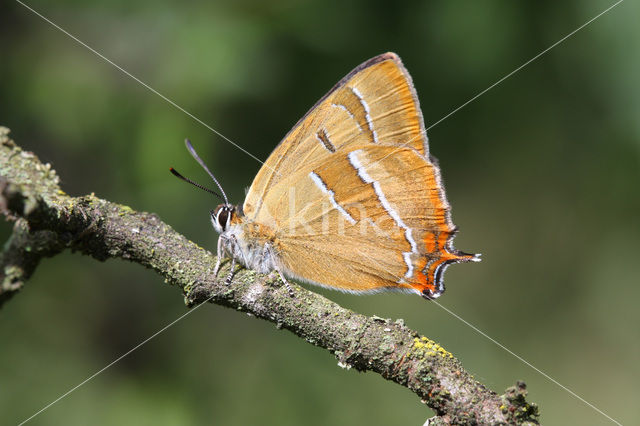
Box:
1 1 638 425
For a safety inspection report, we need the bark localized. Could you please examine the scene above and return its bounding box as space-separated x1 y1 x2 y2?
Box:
0 127 539 425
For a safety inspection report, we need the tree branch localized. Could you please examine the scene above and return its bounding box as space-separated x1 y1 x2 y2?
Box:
0 127 539 425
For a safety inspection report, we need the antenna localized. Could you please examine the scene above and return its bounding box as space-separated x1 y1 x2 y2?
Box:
169 167 224 200
184 139 229 205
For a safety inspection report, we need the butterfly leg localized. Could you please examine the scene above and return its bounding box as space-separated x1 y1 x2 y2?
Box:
266 244 294 297
224 256 237 285
213 234 226 278
222 234 241 285
277 270 295 297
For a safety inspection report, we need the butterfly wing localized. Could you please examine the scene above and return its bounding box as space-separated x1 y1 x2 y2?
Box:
243 53 478 298
244 52 428 219
261 144 478 297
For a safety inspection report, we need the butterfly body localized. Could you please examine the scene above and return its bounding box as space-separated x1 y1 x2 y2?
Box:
209 204 274 275
194 52 479 300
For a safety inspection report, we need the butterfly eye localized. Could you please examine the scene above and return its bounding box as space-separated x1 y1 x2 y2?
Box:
217 207 231 230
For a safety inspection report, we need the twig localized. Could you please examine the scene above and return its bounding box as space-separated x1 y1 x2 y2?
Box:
0 127 539 425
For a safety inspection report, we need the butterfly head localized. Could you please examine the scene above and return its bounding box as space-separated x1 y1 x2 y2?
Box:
211 204 236 233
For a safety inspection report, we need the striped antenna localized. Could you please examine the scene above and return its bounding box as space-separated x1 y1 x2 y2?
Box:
169 167 223 200
183 139 229 205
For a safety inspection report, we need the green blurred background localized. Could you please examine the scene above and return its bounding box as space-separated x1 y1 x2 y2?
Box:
1 0 638 424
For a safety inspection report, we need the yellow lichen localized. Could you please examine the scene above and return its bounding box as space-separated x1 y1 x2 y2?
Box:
412 337 454 360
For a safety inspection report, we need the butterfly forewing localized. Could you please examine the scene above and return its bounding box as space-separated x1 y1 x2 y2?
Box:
244 53 428 220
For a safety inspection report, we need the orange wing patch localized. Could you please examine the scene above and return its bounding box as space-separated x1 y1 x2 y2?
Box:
410 232 479 299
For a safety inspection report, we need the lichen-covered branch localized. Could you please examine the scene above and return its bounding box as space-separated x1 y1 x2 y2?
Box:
0 127 539 425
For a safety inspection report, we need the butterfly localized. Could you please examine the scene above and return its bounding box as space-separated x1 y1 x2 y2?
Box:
171 52 479 299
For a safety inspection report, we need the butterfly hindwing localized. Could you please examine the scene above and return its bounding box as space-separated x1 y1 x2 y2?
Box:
264 144 474 297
